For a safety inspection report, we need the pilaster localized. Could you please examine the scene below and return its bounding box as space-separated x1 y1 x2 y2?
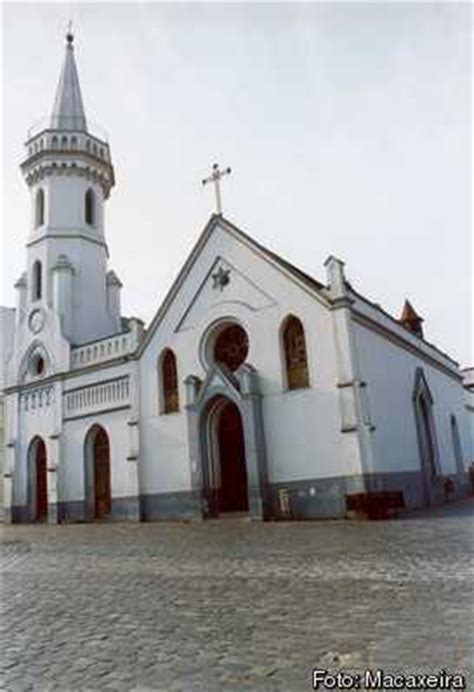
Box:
47 434 60 524
325 256 375 489
3 442 16 524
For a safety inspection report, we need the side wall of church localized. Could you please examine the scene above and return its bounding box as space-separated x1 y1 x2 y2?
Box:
0 307 16 519
462 368 474 464
353 320 470 506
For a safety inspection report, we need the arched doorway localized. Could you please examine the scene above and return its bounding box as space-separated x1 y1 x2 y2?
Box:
202 398 248 516
28 437 48 522
85 425 111 520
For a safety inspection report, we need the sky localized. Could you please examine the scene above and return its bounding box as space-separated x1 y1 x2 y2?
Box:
1 2 472 365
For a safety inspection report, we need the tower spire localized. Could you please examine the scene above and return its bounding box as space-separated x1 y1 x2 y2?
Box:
50 30 87 131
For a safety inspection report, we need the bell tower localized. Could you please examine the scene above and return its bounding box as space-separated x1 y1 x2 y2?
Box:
19 31 121 344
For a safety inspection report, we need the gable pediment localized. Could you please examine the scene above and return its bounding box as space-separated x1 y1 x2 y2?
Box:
176 256 276 333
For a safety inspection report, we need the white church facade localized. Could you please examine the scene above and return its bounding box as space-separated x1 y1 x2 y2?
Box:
1 34 472 524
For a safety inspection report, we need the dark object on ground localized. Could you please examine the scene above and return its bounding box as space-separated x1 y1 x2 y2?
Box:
346 491 405 520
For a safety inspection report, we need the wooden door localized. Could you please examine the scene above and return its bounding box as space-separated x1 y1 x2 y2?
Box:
93 428 111 519
217 402 248 513
35 441 48 521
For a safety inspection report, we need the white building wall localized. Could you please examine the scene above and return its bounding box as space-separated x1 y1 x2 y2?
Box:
26 235 117 344
353 321 469 477
0 307 16 518
30 176 105 237
60 360 137 505
461 368 474 465
62 410 131 504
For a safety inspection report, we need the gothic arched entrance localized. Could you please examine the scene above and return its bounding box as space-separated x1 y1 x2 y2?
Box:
202 397 249 517
28 437 48 522
85 425 111 520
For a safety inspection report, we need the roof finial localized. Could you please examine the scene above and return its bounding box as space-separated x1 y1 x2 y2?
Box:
202 163 232 215
66 20 74 45
50 20 87 131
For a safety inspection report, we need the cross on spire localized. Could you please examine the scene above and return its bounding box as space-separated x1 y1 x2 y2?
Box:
202 163 231 215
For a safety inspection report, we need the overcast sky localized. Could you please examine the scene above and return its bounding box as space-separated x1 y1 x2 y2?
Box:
2 2 471 365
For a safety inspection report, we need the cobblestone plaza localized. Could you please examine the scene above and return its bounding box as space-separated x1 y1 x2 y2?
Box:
1 501 473 691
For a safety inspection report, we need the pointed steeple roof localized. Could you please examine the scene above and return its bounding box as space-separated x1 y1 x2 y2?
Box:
399 299 424 337
50 32 87 131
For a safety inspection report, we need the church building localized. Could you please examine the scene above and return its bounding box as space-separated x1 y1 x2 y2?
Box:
1 34 472 524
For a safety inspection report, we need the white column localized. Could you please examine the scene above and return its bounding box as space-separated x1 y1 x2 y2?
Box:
47 434 60 524
3 442 16 523
106 270 122 332
14 273 28 328
52 255 75 339
126 419 140 520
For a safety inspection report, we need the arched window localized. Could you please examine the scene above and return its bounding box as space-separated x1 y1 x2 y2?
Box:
85 188 95 226
160 349 179 413
282 316 309 390
61 136 68 149
450 415 464 475
51 136 58 149
71 136 77 149
419 396 437 479
32 260 42 301
413 368 439 507
35 188 44 227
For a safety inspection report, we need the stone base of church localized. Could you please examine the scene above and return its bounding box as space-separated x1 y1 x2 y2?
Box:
268 474 365 520
139 491 203 521
7 471 470 524
10 505 30 523
268 470 471 521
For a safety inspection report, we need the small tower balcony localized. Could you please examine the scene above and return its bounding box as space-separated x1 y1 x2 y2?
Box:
24 118 111 163
21 120 115 199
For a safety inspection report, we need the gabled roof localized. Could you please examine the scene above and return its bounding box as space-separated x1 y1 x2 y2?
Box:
222 216 325 294
136 213 329 356
50 33 87 131
134 213 460 373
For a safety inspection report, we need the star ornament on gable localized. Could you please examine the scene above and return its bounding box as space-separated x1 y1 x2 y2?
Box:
212 266 231 291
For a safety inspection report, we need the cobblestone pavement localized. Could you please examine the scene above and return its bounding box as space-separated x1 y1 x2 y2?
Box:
1 501 473 692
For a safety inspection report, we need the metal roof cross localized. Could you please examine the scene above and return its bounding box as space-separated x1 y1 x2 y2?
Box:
202 163 231 215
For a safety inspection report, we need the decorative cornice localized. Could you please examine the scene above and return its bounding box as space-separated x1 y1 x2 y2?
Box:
64 403 130 422
64 374 129 396
27 232 108 255
22 154 114 198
